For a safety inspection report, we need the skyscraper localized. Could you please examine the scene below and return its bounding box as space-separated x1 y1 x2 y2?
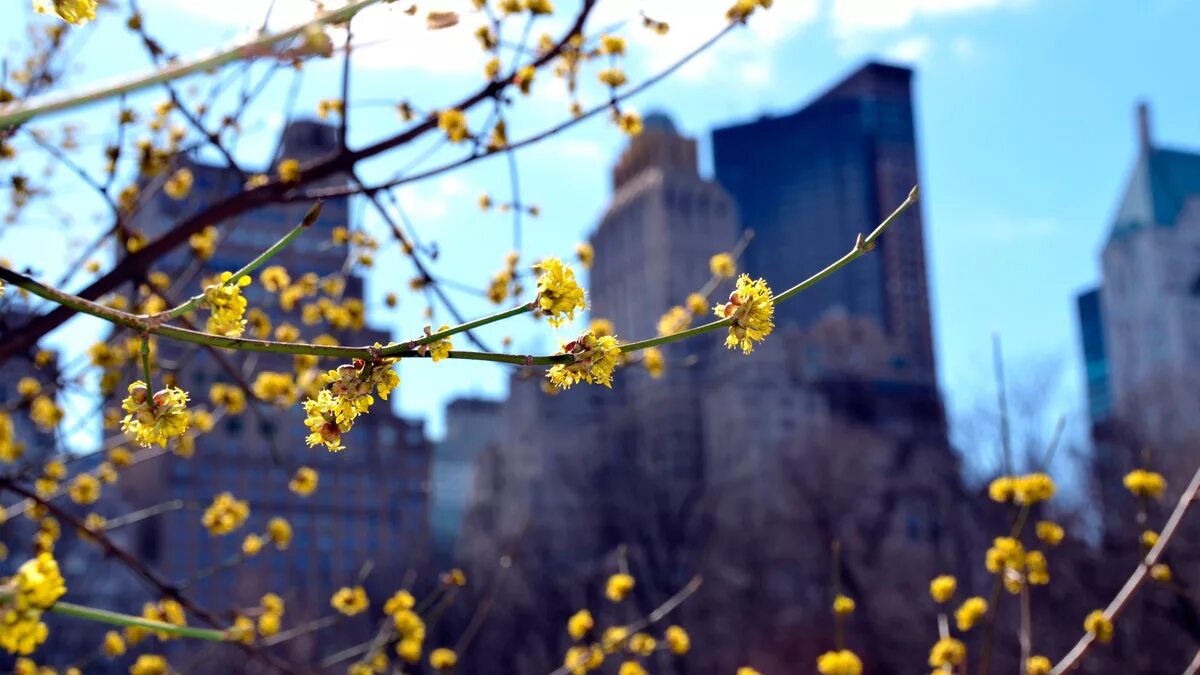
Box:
712 62 935 382
1083 103 1200 447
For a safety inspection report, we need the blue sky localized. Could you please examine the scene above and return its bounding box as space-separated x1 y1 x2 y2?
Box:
1 1 1197 476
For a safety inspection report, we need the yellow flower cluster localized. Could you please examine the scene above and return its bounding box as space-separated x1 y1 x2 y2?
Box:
714 274 775 354
164 167 193 199
534 257 587 327
267 517 292 549
289 466 318 496
564 644 605 675
252 371 298 406
203 271 251 337
985 536 1026 593
988 472 1057 505
331 585 369 616
418 325 454 362
726 0 773 22
954 596 987 632
130 654 170 675
547 331 622 390
816 649 863 675
389 589 425 663
304 358 400 451
430 647 458 670
1036 521 1064 546
709 252 736 278
38 0 97 25
575 242 594 269
0 553 67 655
1027 655 1052 674
657 305 691 336
1083 609 1113 644
257 593 284 638
189 226 217 260
606 573 635 602
928 637 965 668
438 109 470 143
127 600 186 643
201 492 249 535
1 412 27 462
929 575 956 603
832 594 855 615
120 381 190 448
568 609 594 640
664 625 689 655
30 396 63 431
68 474 101 505
641 347 664 378
278 158 301 183
1123 469 1166 499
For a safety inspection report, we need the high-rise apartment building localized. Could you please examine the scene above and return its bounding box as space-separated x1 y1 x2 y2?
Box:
712 62 936 382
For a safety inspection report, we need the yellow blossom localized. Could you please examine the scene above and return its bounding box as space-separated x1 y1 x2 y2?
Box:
242 534 263 556
189 226 217 259
201 492 249 535
1014 473 1056 505
657 305 691 336
714 274 775 354
120 381 190 448
1124 469 1167 499
686 293 708 316
709 252 736 278
102 630 126 657
384 590 415 616
267 517 292 549
534 257 586 326
1151 563 1172 582
332 586 369 616
590 318 614 337
642 346 664 378
1142 530 1159 548
928 637 965 668
575 242 594 268
606 573 635 602
0 412 25 462
600 34 626 55
1036 521 1064 546
929 575 957 603
1083 610 1113 644
260 265 290 292
40 0 97 25
0 553 66 654
397 637 423 663
817 650 863 675
438 109 470 143
30 395 63 431
252 371 298 406
164 167 193 199
737 669 761 675
430 648 457 670
1026 655 1052 675
278 158 301 183
203 271 251 337
129 654 170 675
68 474 100 505
988 475 1015 503
601 626 629 652
627 632 655 656
547 331 621 390
1026 550 1049 585
257 611 280 637
618 662 646 675
955 596 987 632
289 466 319 496
17 377 40 398
567 609 593 640
598 68 627 88
616 109 642 136
303 389 348 452
833 594 855 615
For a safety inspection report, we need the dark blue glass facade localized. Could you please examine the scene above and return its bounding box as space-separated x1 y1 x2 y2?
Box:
1076 287 1111 422
712 62 935 380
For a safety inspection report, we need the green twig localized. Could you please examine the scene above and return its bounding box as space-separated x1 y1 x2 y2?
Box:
140 335 153 393
165 201 324 321
51 601 227 641
0 188 919 368
0 1 384 128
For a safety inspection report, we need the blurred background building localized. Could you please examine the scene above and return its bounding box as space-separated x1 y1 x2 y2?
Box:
450 62 971 675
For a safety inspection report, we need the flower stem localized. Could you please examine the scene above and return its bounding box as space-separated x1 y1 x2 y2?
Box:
50 601 227 641
0 188 918 367
0 1 384 129
140 335 153 393
165 201 323 321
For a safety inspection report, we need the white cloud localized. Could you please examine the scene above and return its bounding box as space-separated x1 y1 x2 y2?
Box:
830 0 1031 34
884 35 932 63
391 175 471 221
